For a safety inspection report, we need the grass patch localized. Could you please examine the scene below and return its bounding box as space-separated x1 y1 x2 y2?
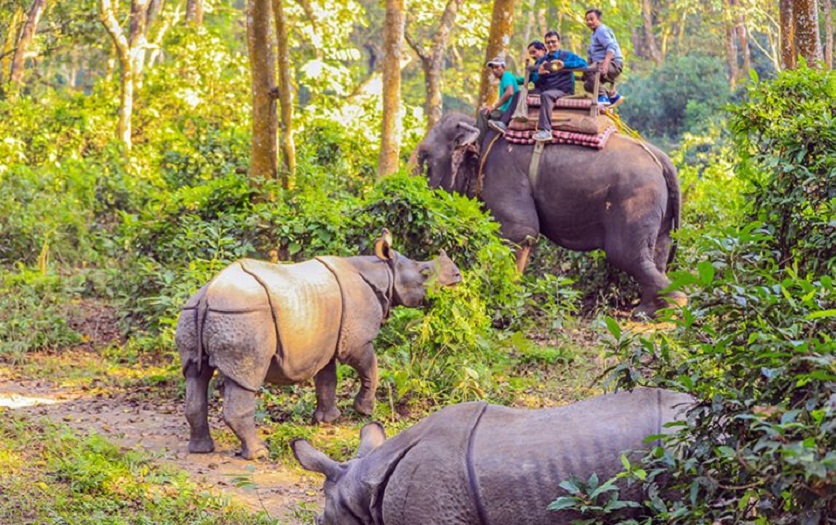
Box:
0 412 285 525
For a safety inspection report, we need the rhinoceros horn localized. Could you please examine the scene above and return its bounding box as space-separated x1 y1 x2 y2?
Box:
374 228 395 260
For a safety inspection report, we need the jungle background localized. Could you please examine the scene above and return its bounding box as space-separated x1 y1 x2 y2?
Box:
0 0 833 523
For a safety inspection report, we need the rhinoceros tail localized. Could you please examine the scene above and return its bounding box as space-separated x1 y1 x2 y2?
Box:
194 293 209 373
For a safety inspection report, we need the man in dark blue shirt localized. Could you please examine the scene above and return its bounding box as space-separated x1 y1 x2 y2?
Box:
531 31 588 142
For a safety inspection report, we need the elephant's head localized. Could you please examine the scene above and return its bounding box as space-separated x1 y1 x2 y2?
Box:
373 229 462 308
413 112 482 197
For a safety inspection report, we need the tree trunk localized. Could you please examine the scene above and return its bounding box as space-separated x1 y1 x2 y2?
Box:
186 0 203 26
780 0 797 69
795 0 823 65
128 0 151 87
247 0 278 189
737 14 751 79
378 0 404 178
641 0 663 66
478 0 517 110
823 0 833 68
272 0 295 188
9 0 47 86
405 0 463 130
1 8 25 85
725 24 739 89
99 0 135 150
724 0 739 88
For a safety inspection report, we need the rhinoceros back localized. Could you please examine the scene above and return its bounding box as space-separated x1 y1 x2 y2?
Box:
470 388 693 524
195 258 343 391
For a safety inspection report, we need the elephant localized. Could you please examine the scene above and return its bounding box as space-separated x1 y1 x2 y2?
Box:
175 230 462 459
292 387 696 525
414 112 687 317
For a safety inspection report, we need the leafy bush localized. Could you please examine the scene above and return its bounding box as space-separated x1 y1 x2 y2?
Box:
730 64 836 275
0 268 82 360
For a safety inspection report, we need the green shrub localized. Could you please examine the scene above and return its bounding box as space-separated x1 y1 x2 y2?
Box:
730 64 836 275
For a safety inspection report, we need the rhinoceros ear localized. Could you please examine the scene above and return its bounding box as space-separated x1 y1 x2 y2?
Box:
291 439 344 481
374 228 395 261
355 422 387 459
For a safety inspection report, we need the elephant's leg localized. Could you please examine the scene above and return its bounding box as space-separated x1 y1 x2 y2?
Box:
515 236 537 273
184 361 216 454
222 380 268 460
313 357 341 424
606 239 672 317
344 343 378 416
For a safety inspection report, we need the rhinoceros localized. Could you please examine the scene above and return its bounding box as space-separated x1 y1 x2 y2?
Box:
176 231 462 459
292 388 695 525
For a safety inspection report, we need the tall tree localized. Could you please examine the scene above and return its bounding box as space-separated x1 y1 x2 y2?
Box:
736 8 752 79
378 0 404 178
247 0 278 188
271 0 295 187
185 0 203 26
724 0 740 88
8 0 46 86
780 0 797 68
404 0 464 130
0 7 25 85
641 0 663 65
823 0 833 68
794 0 823 65
478 0 517 110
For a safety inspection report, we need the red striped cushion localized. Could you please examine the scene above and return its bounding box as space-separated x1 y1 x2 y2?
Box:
526 95 594 109
504 126 617 149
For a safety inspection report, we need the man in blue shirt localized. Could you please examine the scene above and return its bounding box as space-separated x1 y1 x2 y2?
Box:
531 31 588 142
583 9 624 106
476 56 519 138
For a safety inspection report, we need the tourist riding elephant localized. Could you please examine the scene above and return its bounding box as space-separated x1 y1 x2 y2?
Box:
414 112 686 317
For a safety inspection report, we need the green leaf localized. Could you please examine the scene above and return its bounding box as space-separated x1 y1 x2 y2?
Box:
697 261 715 285
605 316 621 340
547 497 579 511
805 309 836 320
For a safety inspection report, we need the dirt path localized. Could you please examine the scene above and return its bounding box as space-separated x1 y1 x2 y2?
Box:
0 375 322 524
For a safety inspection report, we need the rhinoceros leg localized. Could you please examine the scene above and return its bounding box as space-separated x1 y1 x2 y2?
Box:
222 379 268 460
313 357 341 424
184 360 216 454
345 343 377 416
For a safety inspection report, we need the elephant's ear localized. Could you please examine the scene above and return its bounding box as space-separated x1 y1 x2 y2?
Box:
291 439 345 481
374 228 395 261
454 122 480 148
355 422 387 459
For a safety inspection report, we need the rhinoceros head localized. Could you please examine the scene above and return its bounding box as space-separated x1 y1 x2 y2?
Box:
292 422 388 525
374 230 462 308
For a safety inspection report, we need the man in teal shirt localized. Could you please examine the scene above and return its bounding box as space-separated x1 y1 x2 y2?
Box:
476 56 519 138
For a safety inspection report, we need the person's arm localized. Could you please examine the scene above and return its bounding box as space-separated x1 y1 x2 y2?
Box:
562 51 588 70
495 83 515 108
597 28 619 73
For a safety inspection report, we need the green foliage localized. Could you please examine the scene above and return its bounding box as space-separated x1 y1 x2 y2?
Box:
0 267 82 360
599 223 835 523
620 54 733 141
730 64 836 274
548 470 641 525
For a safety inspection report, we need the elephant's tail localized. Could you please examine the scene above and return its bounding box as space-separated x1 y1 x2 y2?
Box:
660 152 681 264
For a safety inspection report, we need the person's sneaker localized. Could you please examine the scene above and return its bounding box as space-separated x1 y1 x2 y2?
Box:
533 129 552 141
488 120 508 134
597 95 611 105
608 93 623 108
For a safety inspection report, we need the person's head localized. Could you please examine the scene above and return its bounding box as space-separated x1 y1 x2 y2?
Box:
527 41 547 61
544 31 560 53
585 9 602 30
486 57 506 78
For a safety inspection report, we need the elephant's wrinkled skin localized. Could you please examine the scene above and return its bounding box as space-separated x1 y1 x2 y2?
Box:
293 388 695 525
415 112 686 316
176 234 461 459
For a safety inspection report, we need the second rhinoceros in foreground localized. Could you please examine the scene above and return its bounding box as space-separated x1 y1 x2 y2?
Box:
176 231 462 459
292 388 695 525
